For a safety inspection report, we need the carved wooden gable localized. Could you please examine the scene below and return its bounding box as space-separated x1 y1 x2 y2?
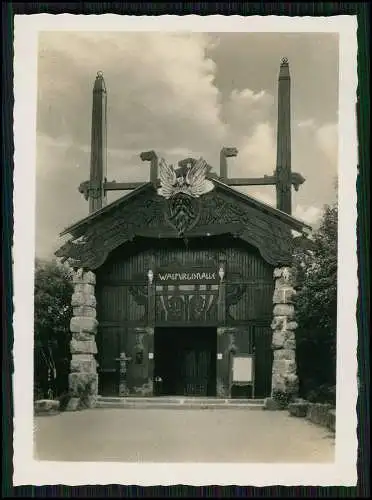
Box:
55 181 311 269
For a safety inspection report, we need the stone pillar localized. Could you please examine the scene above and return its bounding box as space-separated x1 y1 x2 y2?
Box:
67 269 98 410
270 266 299 400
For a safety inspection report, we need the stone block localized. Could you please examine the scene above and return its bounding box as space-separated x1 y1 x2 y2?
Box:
274 267 294 285
34 399 60 415
284 330 295 342
272 330 286 349
72 331 94 342
288 401 309 418
71 292 96 308
83 271 96 285
273 304 295 319
70 354 97 373
73 283 95 295
65 397 81 411
306 403 334 429
286 288 296 303
73 270 96 285
284 373 299 394
70 338 97 355
286 321 298 331
271 373 286 392
68 372 98 397
283 339 296 350
272 359 297 375
263 397 283 411
271 316 286 331
272 288 287 304
273 287 296 304
73 306 97 318
273 268 283 279
70 316 98 334
273 349 296 361
85 395 98 409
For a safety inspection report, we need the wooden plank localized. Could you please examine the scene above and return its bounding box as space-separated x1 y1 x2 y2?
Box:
104 181 145 191
226 176 276 187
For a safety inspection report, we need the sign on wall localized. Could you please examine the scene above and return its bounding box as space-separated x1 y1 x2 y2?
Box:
156 267 218 285
233 356 253 383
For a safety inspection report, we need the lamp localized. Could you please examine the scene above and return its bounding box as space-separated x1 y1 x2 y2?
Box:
147 269 154 285
218 266 225 281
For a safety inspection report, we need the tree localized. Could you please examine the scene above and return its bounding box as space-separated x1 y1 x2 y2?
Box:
293 203 338 404
34 258 73 399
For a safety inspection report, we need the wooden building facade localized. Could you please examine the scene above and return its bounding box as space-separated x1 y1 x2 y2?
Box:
55 59 311 407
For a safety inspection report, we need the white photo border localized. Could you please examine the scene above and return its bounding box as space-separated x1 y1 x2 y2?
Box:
13 14 358 486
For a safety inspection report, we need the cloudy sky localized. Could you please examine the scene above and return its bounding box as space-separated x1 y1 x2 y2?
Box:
36 31 338 260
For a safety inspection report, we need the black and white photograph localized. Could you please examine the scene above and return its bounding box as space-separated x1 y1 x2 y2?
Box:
13 15 358 486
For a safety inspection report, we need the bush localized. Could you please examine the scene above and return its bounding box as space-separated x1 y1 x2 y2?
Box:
34 259 73 400
58 390 73 412
306 384 336 406
272 389 293 409
293 204 337 402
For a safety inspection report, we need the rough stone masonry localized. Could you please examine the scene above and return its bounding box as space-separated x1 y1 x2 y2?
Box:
67 269 98 410
271 266 299 397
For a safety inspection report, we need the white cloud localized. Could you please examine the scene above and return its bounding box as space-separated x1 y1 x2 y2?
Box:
34 32 336 258
297 118 316 129
293 205 322 226
315 122 338 167
233 122 276 177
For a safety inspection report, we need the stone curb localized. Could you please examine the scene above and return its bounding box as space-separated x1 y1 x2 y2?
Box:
34 399 60 416
288 401 336 432
95 402 264 410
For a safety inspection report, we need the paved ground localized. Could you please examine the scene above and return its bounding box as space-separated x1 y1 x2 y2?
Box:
34 408 335 463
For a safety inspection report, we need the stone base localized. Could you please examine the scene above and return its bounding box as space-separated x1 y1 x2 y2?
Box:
67 372 98 411
263 397 285 411
288 401 309 417
66 397 81 412
306 403 335 432
34 399 60 415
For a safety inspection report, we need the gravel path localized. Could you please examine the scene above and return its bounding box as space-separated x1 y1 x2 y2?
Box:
34 408 335 463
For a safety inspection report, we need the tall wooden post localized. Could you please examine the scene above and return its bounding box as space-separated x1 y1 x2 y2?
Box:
89 71 107 213
276 58 292 215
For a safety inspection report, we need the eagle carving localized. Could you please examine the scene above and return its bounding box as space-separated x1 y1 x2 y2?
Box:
158 157 214 199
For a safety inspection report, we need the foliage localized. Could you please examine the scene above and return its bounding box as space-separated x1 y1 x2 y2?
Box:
292 204 338 405
34 258 73 399
58 390 73 412
272 389 293 409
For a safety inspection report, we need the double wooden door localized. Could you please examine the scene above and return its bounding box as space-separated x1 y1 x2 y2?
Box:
154 327 217 397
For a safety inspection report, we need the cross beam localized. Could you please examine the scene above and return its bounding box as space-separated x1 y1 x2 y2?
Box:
225 173 305 191
78 147 305 213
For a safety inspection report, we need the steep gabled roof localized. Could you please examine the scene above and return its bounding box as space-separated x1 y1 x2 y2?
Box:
56 178 312 270
60 179 311 238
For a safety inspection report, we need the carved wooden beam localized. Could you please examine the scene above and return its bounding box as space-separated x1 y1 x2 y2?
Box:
225 172 305 191
220 147 238 183
103 181 145 191
140 150 158 186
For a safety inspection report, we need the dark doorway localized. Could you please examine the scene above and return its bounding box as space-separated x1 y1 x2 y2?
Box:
154 327 217 397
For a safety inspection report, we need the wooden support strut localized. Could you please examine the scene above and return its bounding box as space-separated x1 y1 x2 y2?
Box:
79 147 305 205
218 147 305 192
78 60 304 213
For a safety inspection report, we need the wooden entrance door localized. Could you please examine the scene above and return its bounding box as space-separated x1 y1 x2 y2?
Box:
182 347 212 396
154 327 217 397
